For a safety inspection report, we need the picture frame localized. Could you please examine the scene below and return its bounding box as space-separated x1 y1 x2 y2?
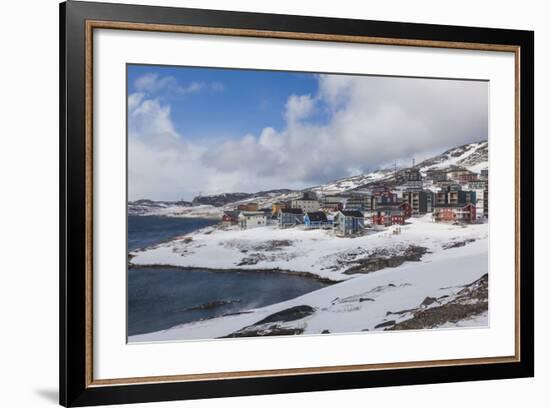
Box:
59 0 534 406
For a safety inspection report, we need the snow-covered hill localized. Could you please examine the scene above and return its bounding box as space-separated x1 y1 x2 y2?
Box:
129 217 489 342
129 140 488 216
415 140 488 174
312 140 488 194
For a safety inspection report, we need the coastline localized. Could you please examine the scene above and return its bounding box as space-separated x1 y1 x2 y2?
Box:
129 242 489 342
128 263 341 284
127 215 490 341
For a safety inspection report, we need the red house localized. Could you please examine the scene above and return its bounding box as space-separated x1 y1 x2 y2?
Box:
221 211 239 225
399 202 412 219
433 203 476 223
458 173 478 184
372 202 411 226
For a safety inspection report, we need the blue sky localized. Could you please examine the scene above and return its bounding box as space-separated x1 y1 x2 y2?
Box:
128 65 328 142
127 64 488 201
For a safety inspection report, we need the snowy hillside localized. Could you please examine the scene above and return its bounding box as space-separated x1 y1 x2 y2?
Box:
310 169 393 195
131 216 488 281
129 140 488 217
310 140 488 194
128 201 223 218
129 218 488 342
415 140 488 174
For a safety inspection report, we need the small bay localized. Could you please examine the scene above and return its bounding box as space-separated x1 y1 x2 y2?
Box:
128 215 328 336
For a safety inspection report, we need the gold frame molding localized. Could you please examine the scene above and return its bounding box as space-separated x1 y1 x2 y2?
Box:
84 20 521 388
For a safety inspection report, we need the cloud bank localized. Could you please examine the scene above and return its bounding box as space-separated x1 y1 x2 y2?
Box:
128 73 488 201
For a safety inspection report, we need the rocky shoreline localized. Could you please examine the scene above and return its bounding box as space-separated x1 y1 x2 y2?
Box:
128 262 340 284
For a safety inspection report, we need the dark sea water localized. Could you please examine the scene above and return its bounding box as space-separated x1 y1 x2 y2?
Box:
128 216 217 251
128 216 328 337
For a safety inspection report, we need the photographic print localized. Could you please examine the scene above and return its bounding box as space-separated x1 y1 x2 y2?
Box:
127 65 489 343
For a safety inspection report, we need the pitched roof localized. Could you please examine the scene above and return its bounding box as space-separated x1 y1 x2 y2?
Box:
305 211 328 222
375 206 404 213
281 208 303 214
239 211 267 217
339 210 364 218
433 203 475 209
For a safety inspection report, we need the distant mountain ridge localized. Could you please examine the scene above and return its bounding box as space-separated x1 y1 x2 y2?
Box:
191 189 295 207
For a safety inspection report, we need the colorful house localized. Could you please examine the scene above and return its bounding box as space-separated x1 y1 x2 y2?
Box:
371 185 399 206
238 211 267 229
278 208 304 228
304 211 330 229
458 173 478 184
433 203 476 223
434 185 476 206
271 202 287 216
333 210 364 236
372 203 411 226
221 210 239 226
237 202 259 211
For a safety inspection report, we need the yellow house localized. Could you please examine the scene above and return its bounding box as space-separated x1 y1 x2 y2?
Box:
272 202 287 216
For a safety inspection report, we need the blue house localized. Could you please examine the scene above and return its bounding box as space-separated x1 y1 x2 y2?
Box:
278 208 304 228
333 210 365 236
304 211 330 229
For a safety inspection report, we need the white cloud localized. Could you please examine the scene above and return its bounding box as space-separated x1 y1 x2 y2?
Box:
129 74 488 201
133 73 224 98
128 92 210 200
127 92 145 112
284 94 315 123
201 75 488 189
134 73 176 94
178 81 204 94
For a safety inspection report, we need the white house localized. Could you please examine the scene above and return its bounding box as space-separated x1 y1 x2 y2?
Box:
238 211 267 229
291 198 320 213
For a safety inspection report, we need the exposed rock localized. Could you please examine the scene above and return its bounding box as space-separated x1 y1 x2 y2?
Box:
343 245 429 275
255 305 315 325
192 192 253 207
442 238 476 250
389 302 488 331
374 320 396 329
222 305 315 338
420 297 438 307
192 189 295 207
186 299 241 312
253 240 293 251
388 274 488 330
223 326 304 338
